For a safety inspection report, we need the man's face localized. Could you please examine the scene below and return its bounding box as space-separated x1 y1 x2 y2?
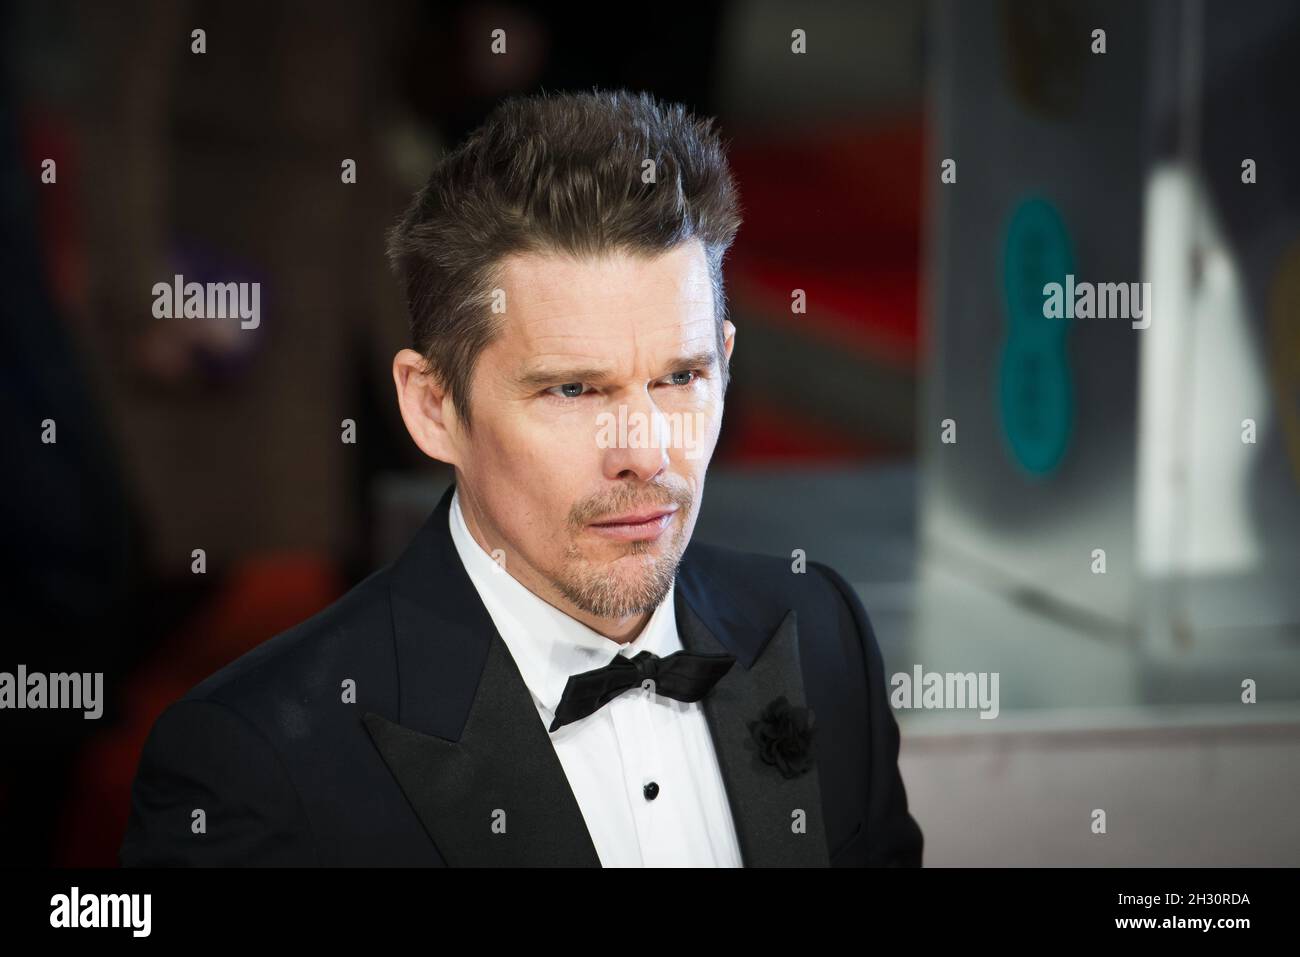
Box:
450 239 733 623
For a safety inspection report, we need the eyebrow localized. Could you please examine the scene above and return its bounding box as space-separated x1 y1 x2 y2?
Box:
515 350 719 391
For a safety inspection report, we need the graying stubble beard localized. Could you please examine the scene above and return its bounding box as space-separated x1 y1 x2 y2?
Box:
553 521 688 619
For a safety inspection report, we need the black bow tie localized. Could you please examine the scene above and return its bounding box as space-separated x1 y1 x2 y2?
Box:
548 649 736 733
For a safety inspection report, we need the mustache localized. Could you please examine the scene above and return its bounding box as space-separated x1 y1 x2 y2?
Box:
569 483 694 526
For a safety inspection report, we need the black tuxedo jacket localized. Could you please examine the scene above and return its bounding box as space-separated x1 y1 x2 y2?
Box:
120 483 923 867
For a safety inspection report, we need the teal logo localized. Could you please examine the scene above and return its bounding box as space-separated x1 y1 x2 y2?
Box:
999 197 1074 475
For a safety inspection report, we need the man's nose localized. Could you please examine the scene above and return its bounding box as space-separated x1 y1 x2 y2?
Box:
598 394 672 482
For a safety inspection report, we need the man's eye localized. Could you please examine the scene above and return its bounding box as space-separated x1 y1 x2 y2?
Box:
546 382 590 399
665 370 699 386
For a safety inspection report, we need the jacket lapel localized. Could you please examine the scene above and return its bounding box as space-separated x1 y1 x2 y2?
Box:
676 561 831 867
363 482 830 867
362 631 600 866
362 483 599 866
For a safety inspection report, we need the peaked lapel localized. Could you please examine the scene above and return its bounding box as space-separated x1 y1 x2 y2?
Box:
363 482 830 867
676 557 831 867
362 482 599 866
363 631 599 866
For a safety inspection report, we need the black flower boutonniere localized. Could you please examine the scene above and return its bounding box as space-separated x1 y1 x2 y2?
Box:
746 695 816 779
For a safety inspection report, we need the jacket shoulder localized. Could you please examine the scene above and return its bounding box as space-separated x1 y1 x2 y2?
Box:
180 566 397 724
680 539 864 627
122 567 401 866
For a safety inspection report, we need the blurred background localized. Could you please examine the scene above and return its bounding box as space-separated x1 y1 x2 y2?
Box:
3 0 1297 866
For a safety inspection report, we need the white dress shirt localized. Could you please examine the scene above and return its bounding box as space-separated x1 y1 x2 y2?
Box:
448 488 744 867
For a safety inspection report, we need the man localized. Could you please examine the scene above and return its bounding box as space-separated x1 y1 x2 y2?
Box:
119 88 923 867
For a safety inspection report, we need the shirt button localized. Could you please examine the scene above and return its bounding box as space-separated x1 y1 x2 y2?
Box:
643 780 660 801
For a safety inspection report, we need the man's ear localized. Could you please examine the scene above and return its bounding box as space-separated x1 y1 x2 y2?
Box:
392 349 461 465
721 320 737 393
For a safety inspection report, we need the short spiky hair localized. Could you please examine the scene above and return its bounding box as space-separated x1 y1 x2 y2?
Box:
385 87 743 429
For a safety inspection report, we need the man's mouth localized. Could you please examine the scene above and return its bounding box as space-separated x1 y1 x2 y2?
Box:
587 507 679 542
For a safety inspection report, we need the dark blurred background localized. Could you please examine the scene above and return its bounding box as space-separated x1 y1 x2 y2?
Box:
3 0 1297 867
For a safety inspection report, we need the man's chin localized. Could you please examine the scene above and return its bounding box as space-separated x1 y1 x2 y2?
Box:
554 554 681 617
583 554 675 586
598 540 686 575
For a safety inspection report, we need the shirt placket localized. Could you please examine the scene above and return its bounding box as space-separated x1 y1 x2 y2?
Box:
609 677 673 866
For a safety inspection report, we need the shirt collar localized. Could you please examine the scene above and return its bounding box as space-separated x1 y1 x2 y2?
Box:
447 487 681 724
